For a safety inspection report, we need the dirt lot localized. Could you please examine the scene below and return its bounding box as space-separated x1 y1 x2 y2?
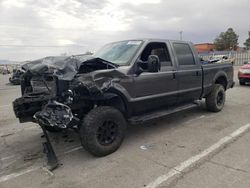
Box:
0 66 250 188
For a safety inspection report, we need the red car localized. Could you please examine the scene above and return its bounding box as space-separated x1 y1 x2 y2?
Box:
238 62 250 85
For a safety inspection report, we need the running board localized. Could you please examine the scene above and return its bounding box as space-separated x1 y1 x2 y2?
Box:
128 101 200 125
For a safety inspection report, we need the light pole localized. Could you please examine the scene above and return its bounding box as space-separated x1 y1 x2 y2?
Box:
179 31 183 40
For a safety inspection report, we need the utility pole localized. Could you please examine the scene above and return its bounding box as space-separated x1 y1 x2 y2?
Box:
179 31 183 40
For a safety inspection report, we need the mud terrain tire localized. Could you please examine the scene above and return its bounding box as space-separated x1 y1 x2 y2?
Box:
206 84 226 112
80 106 127 157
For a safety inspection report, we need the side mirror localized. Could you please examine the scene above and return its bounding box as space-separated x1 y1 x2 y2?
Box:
147 55 161 72
135 55 161 76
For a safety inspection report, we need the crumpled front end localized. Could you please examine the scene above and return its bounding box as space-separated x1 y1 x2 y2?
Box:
13 94 51 123
34 100 74 128
13 55 125 129
13 69 59 123
9 69 25 85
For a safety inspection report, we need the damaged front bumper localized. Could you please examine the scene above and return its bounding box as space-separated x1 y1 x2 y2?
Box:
13 96 80 170
12 55 127 169
36 101 79 170
13 95 79 129
34 100 79 129
13 94 51 123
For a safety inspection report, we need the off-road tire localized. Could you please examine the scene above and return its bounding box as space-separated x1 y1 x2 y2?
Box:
206 84 226 112
80 106 127 157
239 81 245 85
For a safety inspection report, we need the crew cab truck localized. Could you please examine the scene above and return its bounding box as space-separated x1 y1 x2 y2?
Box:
13 39 234 168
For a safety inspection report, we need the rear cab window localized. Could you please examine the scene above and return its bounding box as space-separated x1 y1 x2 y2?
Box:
173 43 196 66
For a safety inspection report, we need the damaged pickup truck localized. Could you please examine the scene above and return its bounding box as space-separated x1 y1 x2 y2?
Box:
13 39 234 168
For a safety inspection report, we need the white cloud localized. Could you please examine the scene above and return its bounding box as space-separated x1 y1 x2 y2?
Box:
1 0 27 8
108 0 161 6
57 39 75 45
39 9 87 29
0 0 250 61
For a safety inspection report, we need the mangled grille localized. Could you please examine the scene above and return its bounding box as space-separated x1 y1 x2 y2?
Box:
30 76 56 94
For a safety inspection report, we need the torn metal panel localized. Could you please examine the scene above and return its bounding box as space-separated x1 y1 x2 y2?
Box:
41 125 59 171
9 68 25 85
71 69 128 96
13 56 127 125
22 55 118 81
34 100 73 129
13 94 51 123
30 76 56 93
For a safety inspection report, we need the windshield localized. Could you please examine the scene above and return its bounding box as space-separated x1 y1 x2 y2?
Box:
94 40 142 65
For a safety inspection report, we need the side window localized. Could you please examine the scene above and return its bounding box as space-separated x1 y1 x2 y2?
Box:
173 43 195 66
140 42 172 67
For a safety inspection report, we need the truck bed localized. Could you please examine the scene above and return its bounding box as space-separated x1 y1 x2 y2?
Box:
202 62 234 97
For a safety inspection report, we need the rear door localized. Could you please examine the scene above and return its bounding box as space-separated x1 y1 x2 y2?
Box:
171 42 202 104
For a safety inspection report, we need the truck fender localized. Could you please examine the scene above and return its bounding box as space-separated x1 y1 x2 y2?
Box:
213 71 228 90
101 90 130 117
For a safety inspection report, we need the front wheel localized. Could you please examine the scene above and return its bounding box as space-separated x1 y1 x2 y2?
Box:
206 84 226 112
80 106 127 157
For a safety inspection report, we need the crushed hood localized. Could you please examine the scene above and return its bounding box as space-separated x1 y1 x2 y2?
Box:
22 55 118 80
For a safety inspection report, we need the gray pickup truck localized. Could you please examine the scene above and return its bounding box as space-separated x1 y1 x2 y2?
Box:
13 39 234 168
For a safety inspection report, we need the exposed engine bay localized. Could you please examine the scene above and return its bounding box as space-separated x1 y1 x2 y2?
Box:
13 55 125 130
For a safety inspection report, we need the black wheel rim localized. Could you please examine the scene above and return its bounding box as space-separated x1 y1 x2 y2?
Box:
217 91 224 106
97 120 118 145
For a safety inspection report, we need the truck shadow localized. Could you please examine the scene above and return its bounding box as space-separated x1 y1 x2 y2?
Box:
126 102 208 142
47 102 209 160
3 102 210 173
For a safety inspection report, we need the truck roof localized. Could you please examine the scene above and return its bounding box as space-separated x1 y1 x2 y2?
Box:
112 38 193 44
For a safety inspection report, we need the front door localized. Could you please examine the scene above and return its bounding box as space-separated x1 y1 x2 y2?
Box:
131 42 178 114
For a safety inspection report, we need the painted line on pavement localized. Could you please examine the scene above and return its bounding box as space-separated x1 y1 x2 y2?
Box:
63 146 82 154
0 167 40 183
0 104 11 109
0 146 82 183
185 115 206 124
0 155 16 161
145 123 250 188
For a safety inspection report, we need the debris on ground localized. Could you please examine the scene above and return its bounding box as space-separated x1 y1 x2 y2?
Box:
177 145 185 148
23 153 41 161
1 132 15 138
42 166 54 176
140 144 154 150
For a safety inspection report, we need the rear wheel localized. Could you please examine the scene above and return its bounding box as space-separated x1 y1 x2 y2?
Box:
80 106 127 157
239 81 245 85
206 84 226 112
